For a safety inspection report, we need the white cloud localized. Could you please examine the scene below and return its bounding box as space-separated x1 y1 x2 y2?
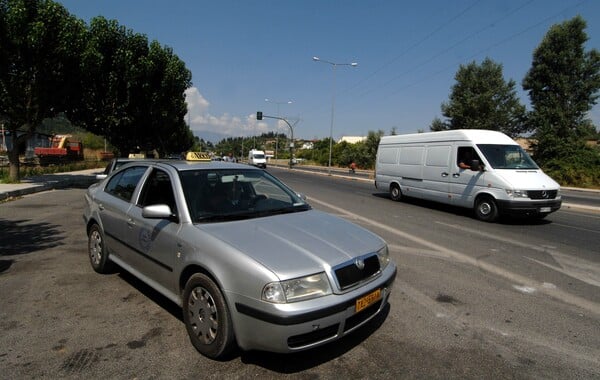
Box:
184 87 279 138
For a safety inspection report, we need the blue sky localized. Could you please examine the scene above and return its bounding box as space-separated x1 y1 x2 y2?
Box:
58 0 600 142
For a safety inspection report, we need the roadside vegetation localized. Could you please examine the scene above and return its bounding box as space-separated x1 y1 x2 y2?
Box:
429 16 600 188
1 2 598 188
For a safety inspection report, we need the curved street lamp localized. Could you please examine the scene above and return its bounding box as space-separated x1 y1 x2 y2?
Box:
312 56 358 175
264 98 293 161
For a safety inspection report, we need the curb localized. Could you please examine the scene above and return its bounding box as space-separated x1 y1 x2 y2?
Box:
0 173 98 202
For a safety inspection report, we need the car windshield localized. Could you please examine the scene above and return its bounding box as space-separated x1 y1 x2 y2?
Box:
477 144 539 170
179 169 310 222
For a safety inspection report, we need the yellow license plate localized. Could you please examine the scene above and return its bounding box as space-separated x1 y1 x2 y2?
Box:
355 288 382 313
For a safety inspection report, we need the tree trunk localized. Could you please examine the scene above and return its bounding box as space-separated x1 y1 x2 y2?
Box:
7 146 20 183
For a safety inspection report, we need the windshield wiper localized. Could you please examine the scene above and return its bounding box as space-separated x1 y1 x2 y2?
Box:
195 204 310 223
266 204 311 215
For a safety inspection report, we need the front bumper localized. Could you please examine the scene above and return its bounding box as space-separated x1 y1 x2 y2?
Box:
228 263 397 353
496 198 562 217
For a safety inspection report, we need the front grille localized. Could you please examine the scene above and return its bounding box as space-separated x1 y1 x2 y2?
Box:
334 255 380 290
528 190 557 200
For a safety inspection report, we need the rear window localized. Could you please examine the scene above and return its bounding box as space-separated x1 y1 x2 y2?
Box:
105 166 148 202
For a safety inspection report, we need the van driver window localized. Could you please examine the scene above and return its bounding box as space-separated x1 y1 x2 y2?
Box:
457 147 481 170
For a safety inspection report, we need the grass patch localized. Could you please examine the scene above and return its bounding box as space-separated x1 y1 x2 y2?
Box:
0 160 106 183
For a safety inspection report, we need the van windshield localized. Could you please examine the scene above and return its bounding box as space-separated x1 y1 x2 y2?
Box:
477 144 539 170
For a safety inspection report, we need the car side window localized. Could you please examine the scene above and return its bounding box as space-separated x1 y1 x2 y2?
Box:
138 169 177 214
104 166 148 202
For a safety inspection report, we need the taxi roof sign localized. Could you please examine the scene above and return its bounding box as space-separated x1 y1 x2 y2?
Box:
185 151 211 161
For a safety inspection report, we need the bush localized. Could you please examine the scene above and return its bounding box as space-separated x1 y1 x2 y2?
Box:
0 160 105 183
542 148 600 188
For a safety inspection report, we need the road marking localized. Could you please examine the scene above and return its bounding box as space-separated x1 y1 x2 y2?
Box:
436 220 600 288
308 196 600 316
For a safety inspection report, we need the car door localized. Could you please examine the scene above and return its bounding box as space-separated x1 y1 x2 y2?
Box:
97 166 150 260
450 144 486 207
125 167 182 293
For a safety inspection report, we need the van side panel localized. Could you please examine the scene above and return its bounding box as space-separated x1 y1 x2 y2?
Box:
420 145 451 203
398 146 424 182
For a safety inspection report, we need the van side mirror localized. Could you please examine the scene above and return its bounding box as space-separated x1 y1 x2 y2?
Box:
471 160 481 171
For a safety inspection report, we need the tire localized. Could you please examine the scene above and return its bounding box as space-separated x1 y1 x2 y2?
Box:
183 274 235 359
475 196 499 222
88 224 113 274
390 184 402 202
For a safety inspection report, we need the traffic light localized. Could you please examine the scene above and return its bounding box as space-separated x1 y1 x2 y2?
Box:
256 111 263 120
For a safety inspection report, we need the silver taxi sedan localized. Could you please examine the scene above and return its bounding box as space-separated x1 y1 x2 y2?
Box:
83 156 396 359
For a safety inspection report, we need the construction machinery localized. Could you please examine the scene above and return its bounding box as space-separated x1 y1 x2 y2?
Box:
34 135 84 165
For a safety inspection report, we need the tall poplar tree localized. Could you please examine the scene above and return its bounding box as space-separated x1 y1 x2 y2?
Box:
438 58 527 137
0 0 85 181
523 16 600 166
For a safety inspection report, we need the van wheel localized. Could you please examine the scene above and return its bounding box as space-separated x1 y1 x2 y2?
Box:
390 184 402 202
475 196 498 222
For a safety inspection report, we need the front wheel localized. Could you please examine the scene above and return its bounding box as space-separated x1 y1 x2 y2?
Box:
475 196 499 222
88 224 113 273
183 274 235 359
390 184 402 202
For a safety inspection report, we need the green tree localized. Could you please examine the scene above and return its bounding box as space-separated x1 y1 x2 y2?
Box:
0 0 86 181
363 130 384 168
440 58 527 137
73 17 194 157
139 41 193 156
75 17 149 156
429 116 448 131
522 16 600 166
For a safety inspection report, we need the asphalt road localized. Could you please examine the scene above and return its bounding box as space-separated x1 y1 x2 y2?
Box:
0 171 598 379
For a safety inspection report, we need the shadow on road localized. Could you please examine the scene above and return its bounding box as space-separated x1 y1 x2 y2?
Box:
371 192 553 225
0 218 64 256
111 263 392 370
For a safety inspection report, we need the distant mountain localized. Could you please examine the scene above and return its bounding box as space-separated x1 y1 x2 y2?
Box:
193 130 229 144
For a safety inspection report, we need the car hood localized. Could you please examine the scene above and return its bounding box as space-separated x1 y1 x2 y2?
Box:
195 209 384 279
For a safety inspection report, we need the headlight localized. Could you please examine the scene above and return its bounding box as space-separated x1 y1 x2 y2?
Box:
262 272 332 304
376 245 390 270
506 189 528 198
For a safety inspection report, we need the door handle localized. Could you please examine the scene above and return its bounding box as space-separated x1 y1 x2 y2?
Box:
441 172 449 177
98 204 105 211
127 218 135 228
452 173 460 178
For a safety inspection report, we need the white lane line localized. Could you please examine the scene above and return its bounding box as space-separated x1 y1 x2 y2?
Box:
308 196 600 316
436 221 600 288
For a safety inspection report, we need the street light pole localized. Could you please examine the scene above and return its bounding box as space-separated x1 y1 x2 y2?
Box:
312 56 357 175
265 98 292 163
256 112 295 168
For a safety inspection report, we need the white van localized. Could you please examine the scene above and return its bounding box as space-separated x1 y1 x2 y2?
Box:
248 149 267 168
375 129 561 222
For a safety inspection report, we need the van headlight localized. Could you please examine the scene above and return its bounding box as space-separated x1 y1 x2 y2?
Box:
377 245 390 270
506 189 528 198
262 272 332 303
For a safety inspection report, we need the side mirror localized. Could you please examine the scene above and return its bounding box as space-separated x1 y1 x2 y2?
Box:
471 160 484 171
142 204 175 220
